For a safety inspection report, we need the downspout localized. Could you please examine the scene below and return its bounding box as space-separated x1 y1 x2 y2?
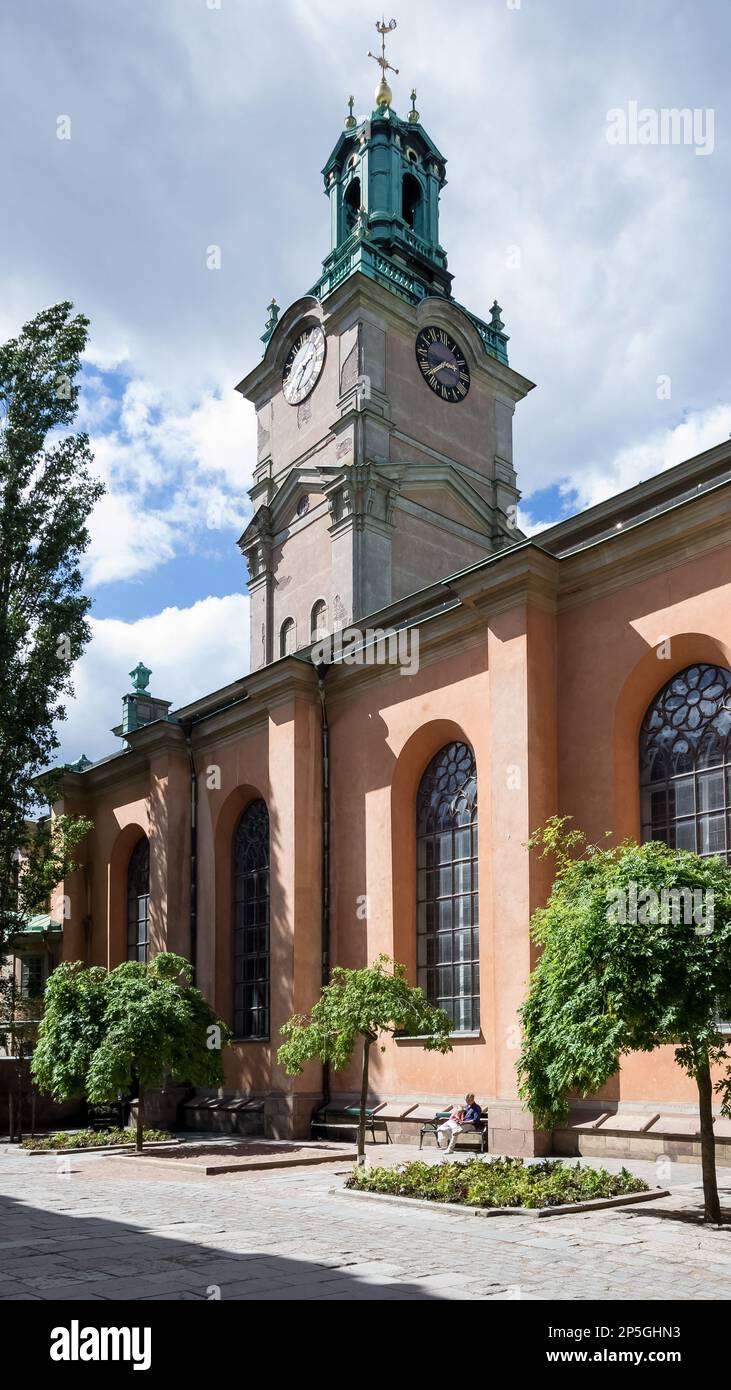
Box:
316 663 331 1107
181 724 198 983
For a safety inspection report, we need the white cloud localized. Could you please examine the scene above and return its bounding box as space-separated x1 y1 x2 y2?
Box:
517 511 556 538
86 493 177 586
568 403 731 512
58 593 250 764
2 0 730 605
82 378 256 585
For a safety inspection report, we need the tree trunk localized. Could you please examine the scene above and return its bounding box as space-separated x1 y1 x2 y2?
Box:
14 1060 22 1143
696 1061 722 1224
136 1088 144 1154
357 1037 372 1168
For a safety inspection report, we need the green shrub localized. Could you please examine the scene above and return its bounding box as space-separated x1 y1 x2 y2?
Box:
21 1127 171 1151
345 1157 649 1209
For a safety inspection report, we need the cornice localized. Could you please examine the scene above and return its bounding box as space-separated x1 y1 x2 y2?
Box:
396 494 492 547
557 483 731 609
446 542 560 616
541 439 731 556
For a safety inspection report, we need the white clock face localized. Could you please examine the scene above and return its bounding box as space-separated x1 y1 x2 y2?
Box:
282 325 326 405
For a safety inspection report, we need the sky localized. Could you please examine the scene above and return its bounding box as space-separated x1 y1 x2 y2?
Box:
1 0 730 763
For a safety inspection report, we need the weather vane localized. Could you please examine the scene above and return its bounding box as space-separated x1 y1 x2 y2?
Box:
368 18 399 106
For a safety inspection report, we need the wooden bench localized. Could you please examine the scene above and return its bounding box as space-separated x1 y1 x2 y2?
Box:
310 1103 392 1145
419 1109 488 1153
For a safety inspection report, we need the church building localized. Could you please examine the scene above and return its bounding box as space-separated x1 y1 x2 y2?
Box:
48 32 731 1161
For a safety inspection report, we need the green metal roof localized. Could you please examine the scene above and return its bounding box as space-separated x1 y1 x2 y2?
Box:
11 913 62 938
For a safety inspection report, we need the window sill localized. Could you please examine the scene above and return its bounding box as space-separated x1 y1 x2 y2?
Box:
231 1036 270 1045
395 1030 482 1043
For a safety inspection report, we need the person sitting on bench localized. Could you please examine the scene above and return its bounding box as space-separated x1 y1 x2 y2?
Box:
436 1094 483 1154
462 1093 483 1129
436 1102 466 1154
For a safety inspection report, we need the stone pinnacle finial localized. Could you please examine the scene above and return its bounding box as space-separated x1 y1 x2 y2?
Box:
408 88 420 124
368 17 398 108
345 94 357 129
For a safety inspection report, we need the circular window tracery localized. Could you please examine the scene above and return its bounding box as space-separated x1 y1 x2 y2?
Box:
639 663 731 857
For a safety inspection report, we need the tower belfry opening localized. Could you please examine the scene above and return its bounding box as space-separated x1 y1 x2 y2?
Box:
344 177 361 235
402 171 422 231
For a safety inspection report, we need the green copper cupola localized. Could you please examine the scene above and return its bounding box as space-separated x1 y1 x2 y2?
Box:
322 101 450 293
308 20 510 366
312 19 452 302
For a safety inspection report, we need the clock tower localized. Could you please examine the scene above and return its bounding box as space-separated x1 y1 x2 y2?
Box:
237 21 535 670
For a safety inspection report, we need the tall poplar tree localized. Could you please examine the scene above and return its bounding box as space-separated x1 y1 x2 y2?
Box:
0 301 103 956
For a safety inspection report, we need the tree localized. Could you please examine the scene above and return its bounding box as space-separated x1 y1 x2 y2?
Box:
0 301 103 960
1 809 92 1140
32 953 232 1151
518 818 731 1224
278 955 453 1164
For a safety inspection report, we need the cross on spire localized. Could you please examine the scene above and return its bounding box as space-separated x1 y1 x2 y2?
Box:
368 16 399 79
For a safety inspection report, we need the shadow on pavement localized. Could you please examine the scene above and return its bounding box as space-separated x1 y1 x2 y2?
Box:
0 1188 445 1301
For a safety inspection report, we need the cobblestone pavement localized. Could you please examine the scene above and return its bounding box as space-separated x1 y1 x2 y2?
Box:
0 1141 729 1301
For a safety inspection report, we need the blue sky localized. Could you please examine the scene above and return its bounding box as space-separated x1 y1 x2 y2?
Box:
2 0 730 761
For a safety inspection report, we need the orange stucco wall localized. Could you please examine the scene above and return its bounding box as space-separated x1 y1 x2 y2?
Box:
555 546 731 1103
57 530 731 1130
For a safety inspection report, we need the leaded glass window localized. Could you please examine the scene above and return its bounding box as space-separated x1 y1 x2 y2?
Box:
233 799 270 1039
311 600 328 641
20 954 44 999
127 837 150 963
639 664 731 860
416 741 479 1032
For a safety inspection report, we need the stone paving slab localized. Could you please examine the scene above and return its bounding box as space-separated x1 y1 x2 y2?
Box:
0 1141 729 1301
116 1139 353 1175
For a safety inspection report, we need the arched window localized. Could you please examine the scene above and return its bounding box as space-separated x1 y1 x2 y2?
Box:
416 741 478 1032
640 663 731 859
233 800 270 1039
402 172 422 232
310 599 328 642
344 177 361 235
280 617 296 657
127 837 150 963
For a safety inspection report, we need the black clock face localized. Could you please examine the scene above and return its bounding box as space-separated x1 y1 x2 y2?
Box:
415 326 470 403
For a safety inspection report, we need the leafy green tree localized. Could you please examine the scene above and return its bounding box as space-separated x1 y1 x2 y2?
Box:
0 301 103 958
32 953 231 1151
1 810 92 1038
518 818 731 1224
1 807 93 1141
278 955 453 1164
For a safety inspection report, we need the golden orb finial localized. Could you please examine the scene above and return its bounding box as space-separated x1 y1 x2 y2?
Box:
375 74 393 108
368 17 398 109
